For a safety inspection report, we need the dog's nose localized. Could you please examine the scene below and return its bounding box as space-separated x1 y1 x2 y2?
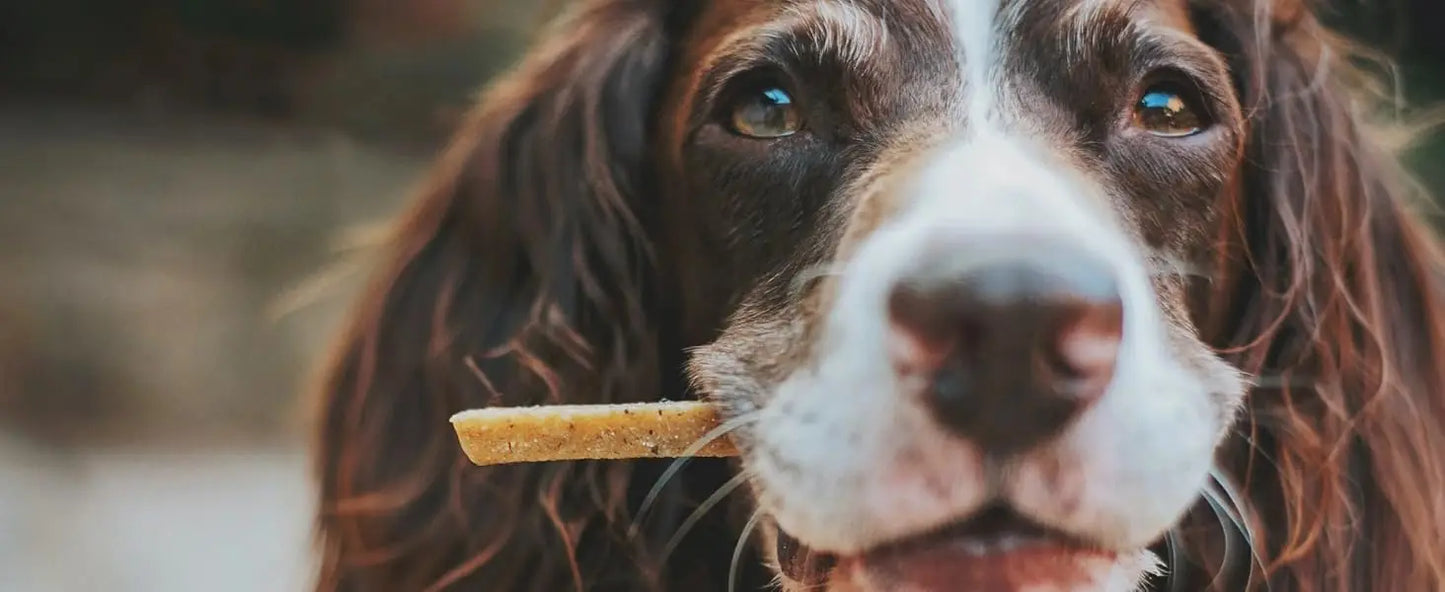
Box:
887 253 1124 455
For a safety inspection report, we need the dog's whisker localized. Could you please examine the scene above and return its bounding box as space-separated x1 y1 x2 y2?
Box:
630 412 760 538
660 472 751 566
1246 373 1319 391
1208 468 1270 591
1165 530 1186 592
1146 254 1215 280
789 262 846 297
730 510 764 592
1199 487 1236 590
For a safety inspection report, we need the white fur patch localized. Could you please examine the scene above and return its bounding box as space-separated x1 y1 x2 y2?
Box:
948 0 1002 131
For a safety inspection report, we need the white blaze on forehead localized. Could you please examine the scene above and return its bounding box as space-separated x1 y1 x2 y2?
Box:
946 0 1002 132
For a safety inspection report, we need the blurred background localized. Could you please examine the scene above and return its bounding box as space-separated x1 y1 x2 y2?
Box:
0 1 1439 591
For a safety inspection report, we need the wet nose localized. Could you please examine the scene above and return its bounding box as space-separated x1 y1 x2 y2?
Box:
887 252 1124 456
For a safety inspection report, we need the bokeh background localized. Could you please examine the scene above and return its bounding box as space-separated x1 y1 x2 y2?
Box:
0 1 1440 591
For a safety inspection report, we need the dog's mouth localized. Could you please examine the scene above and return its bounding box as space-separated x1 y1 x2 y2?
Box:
777 505 1119 590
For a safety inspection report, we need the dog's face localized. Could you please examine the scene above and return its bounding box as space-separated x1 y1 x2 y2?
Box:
665 1 1248 590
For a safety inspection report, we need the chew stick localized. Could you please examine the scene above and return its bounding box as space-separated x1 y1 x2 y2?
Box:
450 401 741 466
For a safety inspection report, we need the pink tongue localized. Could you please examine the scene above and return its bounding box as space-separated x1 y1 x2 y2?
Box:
839 543 1118 591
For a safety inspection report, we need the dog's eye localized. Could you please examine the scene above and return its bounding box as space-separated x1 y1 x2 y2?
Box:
1133 82 1207 137
729 87 801 139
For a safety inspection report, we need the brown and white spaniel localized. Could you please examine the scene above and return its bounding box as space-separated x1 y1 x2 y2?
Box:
310 1 1445 590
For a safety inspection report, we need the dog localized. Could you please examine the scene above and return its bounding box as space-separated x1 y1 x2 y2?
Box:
308 0 1445 590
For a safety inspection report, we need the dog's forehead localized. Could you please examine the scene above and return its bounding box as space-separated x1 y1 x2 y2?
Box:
688 0 1196 75
954 0 1196 61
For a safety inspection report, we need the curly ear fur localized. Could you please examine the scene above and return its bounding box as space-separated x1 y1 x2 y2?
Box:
1185 1 1445 589
309 1 759 590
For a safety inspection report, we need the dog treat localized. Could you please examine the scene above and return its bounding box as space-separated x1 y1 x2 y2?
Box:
451 401 740 466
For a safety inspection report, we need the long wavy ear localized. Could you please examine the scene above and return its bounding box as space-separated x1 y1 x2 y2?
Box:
1192 0 1445 589
308 2 727 590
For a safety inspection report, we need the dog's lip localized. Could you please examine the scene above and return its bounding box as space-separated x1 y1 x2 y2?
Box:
777 505 1116 589
776 527 837 585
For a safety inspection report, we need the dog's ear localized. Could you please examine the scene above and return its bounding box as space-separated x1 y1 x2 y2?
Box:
1193 1 1445 589
308 2 714 590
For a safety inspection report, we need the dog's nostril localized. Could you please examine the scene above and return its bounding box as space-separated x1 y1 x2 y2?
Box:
887 254 1124 455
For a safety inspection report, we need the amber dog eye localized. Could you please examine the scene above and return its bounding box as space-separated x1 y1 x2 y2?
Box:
1133 81 1208 138
730 86 802 139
